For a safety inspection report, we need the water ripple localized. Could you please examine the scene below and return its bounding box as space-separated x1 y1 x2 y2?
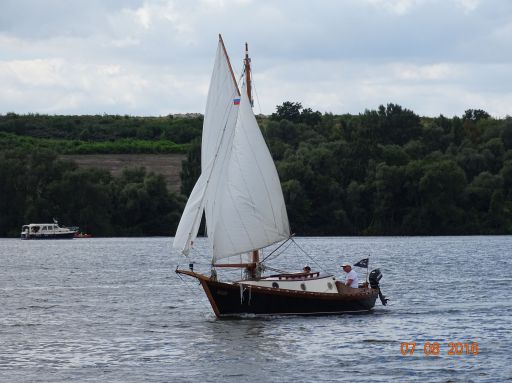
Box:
0 236 511 382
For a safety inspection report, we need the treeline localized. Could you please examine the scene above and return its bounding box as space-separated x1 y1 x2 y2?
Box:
0 149 184 237
0 132 189 154
0 113 202 143
1 105 511 237
0 113 201 154
267 103 512 235
182 103 512 235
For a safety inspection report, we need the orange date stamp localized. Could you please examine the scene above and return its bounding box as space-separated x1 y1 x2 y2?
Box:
400 341 478 356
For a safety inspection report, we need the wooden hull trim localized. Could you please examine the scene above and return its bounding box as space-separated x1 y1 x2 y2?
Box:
199 279 221 318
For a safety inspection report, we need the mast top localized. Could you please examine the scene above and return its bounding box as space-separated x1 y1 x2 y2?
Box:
244 42 253 107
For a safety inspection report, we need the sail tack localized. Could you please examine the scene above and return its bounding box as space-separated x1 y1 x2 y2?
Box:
173 38 290 261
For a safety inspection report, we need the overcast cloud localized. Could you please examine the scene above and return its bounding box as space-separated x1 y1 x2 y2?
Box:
1 0 511 117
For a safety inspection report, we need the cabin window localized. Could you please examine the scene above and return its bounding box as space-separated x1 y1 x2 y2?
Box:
300 283 306 291
327 282 333 290
272 282 279 288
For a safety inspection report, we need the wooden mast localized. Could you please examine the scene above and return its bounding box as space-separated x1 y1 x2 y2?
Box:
244 42 253 107
245 41 258 275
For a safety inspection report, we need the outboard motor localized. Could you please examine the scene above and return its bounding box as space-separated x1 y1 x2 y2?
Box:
369 269 382 289
369 269 388 306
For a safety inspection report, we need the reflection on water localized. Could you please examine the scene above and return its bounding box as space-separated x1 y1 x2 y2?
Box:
0 236 511 382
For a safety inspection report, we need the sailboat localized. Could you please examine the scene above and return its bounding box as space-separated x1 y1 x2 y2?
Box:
174 35 385 318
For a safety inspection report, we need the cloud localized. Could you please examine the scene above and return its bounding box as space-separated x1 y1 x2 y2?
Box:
0 0 511 117
363 0 428 15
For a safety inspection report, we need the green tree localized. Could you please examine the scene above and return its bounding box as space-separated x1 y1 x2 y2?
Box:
46 168 112 235
418 160 467 233
271 101 303 123
463 109 491 122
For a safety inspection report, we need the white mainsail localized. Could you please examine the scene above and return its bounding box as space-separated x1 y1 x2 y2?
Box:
173 38 290 261
209 83 290 260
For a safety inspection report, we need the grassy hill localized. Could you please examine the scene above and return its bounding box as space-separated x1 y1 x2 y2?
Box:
60 154 185 192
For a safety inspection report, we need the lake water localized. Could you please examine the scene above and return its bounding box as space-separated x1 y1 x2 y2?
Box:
0 236 511 382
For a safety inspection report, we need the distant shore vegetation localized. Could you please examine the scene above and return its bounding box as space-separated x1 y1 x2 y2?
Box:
1 105 511 237
0 113 196 154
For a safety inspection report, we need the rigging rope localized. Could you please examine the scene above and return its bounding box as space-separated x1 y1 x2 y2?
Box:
250 69 263 115
259 236 331 275
264 265 290 274
260 236 294 263
260 234 293 263
290 237 329 273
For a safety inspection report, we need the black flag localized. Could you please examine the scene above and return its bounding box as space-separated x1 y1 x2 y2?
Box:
354 258 369 268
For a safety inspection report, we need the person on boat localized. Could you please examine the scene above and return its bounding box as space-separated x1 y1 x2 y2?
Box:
303 265 311 273
341 263 359 288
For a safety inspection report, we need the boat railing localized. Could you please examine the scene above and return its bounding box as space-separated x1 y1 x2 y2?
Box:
266 272 321 280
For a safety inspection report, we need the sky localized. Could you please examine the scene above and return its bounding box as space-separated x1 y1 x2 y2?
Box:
1 0 511 117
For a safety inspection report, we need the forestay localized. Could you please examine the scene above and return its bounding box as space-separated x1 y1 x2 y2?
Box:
173 38 290 261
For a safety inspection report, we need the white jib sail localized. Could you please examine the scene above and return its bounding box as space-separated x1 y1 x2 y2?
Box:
173 39 240 255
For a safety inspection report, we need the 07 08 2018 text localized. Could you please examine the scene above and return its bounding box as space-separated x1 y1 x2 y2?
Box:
400 341 478 356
